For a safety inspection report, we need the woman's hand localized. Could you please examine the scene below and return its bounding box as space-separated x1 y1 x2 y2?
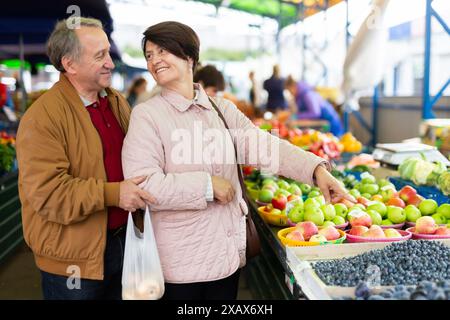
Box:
212 176 235 204
313 165 356 204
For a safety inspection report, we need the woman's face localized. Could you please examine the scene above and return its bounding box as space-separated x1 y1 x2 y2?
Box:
144 40 191 88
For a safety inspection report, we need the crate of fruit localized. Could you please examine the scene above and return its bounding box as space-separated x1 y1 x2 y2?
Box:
389 176 449 206
286 239 450 300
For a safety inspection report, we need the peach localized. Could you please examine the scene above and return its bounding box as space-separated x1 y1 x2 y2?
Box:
434 226 450 236
295 221 318 240
363 225 386 238
318 226 341 241
286 231 305 241
416 216 437 234
384 228 402 238
348 211 372 228
348 226 369 236
309 234 327 242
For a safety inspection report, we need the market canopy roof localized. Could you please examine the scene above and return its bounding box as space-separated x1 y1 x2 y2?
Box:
0 0 121 64
189 0 343 28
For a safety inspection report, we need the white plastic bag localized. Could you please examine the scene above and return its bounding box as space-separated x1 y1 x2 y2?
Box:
121 207 165 300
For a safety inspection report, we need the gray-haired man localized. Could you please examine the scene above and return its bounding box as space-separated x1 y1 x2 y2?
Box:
16 17 155 300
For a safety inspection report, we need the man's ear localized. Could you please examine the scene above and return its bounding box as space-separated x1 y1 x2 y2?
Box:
61 55 76 75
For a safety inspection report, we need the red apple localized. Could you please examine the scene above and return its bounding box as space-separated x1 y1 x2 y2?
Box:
434 226 450 236
363 225 386 238
415 216 437 234
348 211 372 228
295 221 319 241
387 197 406 208
242 166 255 176
318 226 341 240
408 194 424 207
348 226 369 236
272 194 287 210
399 186 417 203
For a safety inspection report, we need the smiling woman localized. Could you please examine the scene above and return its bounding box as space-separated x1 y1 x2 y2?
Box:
121 20 353 301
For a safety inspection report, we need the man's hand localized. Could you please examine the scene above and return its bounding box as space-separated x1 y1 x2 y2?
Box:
212 176 235 205
314 165 356 204
119 176 156 212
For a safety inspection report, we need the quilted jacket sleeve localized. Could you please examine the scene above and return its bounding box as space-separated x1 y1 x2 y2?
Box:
122 105 209 212
218 99 330 186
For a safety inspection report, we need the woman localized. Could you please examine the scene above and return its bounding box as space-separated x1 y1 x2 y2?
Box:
285 76 344 137
126 77 147 107
122 21 354 300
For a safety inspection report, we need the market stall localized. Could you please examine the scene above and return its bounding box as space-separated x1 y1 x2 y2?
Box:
243 117 450 300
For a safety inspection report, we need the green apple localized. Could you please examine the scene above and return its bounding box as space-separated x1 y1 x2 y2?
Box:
258 189 274 203
308 190 321 198
387 206 406 224
361 193 372 199
333 215 346 225
349 189 361 199
262 178 277 187
323 221 336 227
367 209 382 225
334 203 348 219
359 183 380 195
381 219 393 225
349 204 366 212
377 178 391 188
299 183 312 195
431 213 447 225
321 204 336 221
275 188 291 197
436 203 450 220
313 195 326 206
361 173 376 184
288 184 302 196
419 199 438 216
271 208 282 215
304 198 320 210
304 207 325 226
277 180 290 190
404 205 422 222
367 202 388 218
288 206 304 223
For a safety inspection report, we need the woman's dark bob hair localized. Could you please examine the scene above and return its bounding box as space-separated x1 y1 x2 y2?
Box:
142 21 200 72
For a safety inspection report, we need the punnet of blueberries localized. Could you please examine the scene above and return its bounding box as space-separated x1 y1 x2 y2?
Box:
336 280 450 300
313 240 450 287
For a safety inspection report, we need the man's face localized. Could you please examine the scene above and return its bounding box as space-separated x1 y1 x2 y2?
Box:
71 27 115 91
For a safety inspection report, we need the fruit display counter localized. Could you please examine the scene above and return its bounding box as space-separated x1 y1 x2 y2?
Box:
243 162 450 300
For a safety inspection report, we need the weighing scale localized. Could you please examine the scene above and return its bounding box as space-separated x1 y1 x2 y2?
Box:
372 143 450 166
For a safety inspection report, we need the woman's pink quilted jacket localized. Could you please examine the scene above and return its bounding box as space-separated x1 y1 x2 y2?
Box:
122 84 328 284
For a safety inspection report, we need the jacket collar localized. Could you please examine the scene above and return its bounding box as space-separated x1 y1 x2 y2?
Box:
160 83 212 112
57 73 116 106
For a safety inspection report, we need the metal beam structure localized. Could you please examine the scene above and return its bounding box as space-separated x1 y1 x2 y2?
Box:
298 0 330 86
422 0 450 119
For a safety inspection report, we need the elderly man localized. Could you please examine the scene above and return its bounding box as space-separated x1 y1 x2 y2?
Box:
16 17 155 300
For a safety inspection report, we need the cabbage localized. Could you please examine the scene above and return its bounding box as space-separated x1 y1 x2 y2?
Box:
412 161 435 185
398 158 420 180
438 171 450 196
427 161 447 186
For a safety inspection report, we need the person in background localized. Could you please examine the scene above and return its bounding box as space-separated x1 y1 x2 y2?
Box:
263 64 287 112
0 71 7 110
16 17 156 300
285 76 344 137
122 21 355 300
193 64 225 97
126 77 147 107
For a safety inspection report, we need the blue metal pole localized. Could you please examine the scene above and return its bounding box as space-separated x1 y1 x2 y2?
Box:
343 0 351 132
372 86 379 147
422 0 434 119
